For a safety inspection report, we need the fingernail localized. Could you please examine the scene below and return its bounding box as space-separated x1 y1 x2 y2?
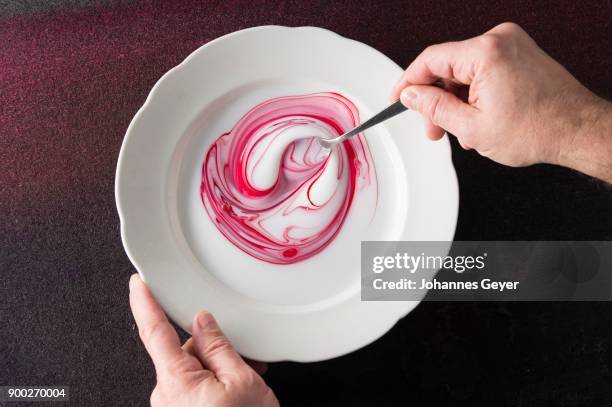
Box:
196 311 218 331
400 88 417 107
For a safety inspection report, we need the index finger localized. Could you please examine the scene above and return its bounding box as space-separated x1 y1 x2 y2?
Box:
390 40 476 100
129 274 184 372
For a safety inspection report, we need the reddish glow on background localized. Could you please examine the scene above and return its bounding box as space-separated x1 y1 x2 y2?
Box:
200 93 376 264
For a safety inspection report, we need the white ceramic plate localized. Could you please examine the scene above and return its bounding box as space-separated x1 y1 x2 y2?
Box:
116 26 458 362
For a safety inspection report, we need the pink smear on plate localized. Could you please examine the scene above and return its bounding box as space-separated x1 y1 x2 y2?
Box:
200 92 376 264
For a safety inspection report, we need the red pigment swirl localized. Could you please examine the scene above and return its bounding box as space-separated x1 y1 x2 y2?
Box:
200 92 375 264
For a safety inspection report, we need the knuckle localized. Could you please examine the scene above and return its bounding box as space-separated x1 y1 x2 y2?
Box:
419 44 441 62
459 139 472 150
422 44 436 56
479 34 504 59
203 335 233 356
496 21 522 33
426 93 446 125
139 320 165 344
459 130 478 148
166 353 191 374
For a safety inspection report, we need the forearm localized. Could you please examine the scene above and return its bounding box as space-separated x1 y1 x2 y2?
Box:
556 95 612 183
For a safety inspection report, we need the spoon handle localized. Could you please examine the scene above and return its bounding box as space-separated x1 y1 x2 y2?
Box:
338 100 408 143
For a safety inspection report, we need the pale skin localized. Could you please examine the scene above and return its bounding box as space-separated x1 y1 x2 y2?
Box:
129 274 279 407
391 22 612 183
130 22 612 407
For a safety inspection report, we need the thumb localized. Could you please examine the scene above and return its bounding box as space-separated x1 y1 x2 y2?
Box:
191 311 248 380
400 85 477 137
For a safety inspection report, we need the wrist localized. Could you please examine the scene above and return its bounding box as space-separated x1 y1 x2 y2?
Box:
555 93 612 180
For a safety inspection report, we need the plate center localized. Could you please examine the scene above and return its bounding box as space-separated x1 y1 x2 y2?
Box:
170 79 408 307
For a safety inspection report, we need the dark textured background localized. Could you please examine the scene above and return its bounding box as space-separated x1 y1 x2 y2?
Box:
1 0 612 405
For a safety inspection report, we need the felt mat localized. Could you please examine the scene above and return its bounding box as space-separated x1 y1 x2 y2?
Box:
1 1 611 405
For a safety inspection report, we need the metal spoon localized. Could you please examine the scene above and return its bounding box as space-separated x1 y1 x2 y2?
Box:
318 100 408 148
